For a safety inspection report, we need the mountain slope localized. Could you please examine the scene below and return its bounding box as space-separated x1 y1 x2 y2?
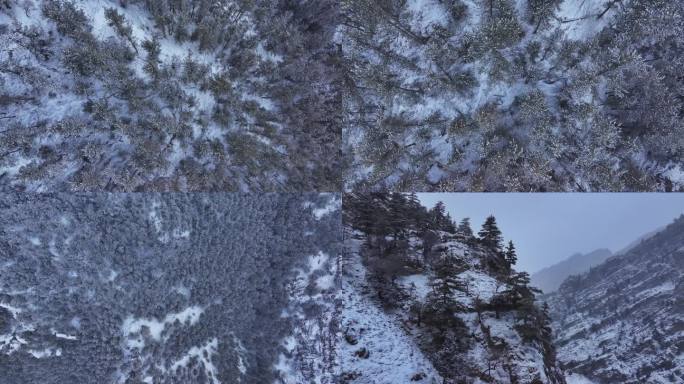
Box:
343 193 566 383
548 215 684 383
341 232 442 383
531 249 612 293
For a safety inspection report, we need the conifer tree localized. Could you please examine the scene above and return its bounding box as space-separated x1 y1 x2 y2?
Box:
458 217 473 237
505 240 517 267
427 254 467 311
105 7 138 53
388 193 409 238
429 201 447 229
479 215 503 251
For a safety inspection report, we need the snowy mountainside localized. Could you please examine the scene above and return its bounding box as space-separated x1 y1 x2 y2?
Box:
343 229 565 383
343 193 565 383
0 0 341 191
341 231 443 383
275 195 342 384
548 215 684 383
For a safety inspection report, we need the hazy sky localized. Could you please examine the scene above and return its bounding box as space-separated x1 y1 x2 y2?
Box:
417 193 684 274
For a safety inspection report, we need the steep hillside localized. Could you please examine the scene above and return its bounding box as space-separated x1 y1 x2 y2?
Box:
0 0 340 191
531 249 612 293
548 215 684 383
343 193 565 383
275 195 342 384
341 230 443 383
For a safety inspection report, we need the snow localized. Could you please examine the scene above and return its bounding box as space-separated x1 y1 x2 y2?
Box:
149 201 163 234
275 248 338 383
635 281 675 299
305 195 341 220
405 0 448 34
122 305 204 347
0 333 27 354
0 157 33 179
316 274 335 291
664 164 684 187
255 43 283 63
556 0 620 40
148 201 191 242
397 274 431 299
53 331 77 340
233 335 248 377
28 348 61 359
70 317 81 330
0 302 22 318
426 164 446 184
59 216 71 226
460 270 501 302
566 372 597 384
341 237 442 383
169 337 221 384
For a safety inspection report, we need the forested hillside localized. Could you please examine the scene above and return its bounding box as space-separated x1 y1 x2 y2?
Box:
548 215 684 383
341 0 684 191
0 0 341 191
0 193 341 383
342 193 565 383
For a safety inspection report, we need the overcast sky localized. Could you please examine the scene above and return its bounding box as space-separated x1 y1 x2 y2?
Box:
417 193 684 274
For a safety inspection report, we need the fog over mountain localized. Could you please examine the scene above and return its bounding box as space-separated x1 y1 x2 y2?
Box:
531 249 613 294
418 193 684 274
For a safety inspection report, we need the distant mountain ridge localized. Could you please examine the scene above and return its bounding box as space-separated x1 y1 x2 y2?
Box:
531 249 613 293
547 215 684 383
532 226 667 294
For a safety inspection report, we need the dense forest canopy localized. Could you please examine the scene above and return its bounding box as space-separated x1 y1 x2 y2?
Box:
341 0 684 191
0 0 341 191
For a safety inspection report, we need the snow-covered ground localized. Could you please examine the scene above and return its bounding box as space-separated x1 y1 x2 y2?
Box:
341 235 442 383
275 250 339 384
565 372 597 384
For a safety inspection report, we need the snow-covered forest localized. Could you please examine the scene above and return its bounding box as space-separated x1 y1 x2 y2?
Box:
2 0 683 191
0 193 341 383
2 0 684 381
343 193 565 383
0 0 340 191
341 0 684 191
340 193 684 384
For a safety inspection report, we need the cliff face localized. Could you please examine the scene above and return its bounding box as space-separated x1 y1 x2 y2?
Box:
548 216 684 383
342 193 565 384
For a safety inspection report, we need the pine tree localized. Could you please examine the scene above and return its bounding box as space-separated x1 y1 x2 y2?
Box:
429 201 447 229
142 37 161 81
105 7 138 53
507 271 540 305
387 192 409 238
458 217 473 237
505 240 517 267
479 215 503 251
405 192 429 230
527 0 562 33
427 254 467 310
443 212 457 234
